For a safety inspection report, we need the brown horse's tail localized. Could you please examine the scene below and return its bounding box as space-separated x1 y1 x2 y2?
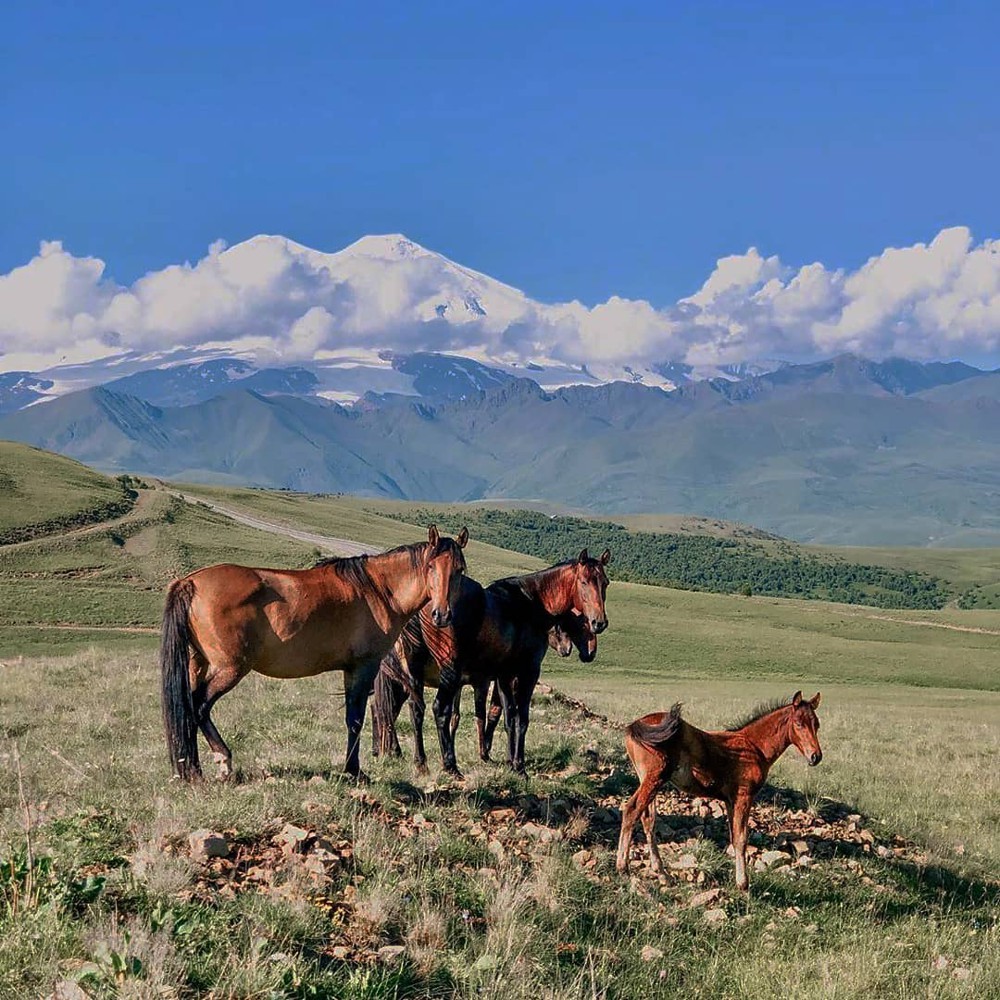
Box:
160 579 200 781
626 703 683 752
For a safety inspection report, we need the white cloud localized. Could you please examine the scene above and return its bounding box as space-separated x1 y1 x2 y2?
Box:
2 227 1000 374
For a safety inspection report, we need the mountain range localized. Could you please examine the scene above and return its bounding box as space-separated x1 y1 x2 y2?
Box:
2 349 999 547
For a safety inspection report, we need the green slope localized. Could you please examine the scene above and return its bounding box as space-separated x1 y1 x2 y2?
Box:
0 440 136 543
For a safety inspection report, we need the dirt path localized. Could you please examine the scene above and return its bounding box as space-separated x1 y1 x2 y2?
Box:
7 624 159 634
1 490 155 551
859 612 1000 636
171 491 381 557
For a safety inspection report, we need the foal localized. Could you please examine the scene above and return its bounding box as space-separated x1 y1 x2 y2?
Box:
616 692 822 890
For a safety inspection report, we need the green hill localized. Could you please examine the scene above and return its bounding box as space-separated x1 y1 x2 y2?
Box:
0 441 137 544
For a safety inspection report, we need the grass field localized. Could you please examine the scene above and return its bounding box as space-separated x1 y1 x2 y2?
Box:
1 467 998 997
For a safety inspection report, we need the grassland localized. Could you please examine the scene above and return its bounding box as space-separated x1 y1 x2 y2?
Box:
1 471 998 997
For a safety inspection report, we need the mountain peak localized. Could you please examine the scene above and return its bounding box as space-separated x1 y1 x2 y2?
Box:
340 233 431 261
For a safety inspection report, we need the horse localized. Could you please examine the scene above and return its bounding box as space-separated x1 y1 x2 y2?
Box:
371 610 597 770
616 691 822 891
372 549 611 777
160 525 469 782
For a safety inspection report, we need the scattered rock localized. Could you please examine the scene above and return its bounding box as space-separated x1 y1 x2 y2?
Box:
572 849 594 868
641 944 664 962
932 956 950 971
791 840 810 855
953 968 972 982
756 850 790 870
689 888 723 908
670 853 698 870
274 823 313 855
188 828 230 860
47 983 91 1000
703 908 727 925
377 945 406 963
329 945 350 961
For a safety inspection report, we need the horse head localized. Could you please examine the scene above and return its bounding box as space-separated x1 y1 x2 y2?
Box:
789 691 823 766
423 525 469 627
570 548 611 635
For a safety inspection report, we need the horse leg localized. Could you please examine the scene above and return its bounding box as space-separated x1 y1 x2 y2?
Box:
509 670 539 776
728 790 753 891
450 687 461 739
409 680 429 775
640 797 665 876
432 678 463 778
496 678 519 771
343 665 376 781
473 682 491 761
482 682 503 760
191 654 242 781
616 777 659 874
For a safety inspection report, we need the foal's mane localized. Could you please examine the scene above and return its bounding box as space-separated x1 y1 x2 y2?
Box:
724 696 793 732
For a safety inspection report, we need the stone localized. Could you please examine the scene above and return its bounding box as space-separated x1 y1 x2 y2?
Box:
757 850 790 869
330 945 350 961
689 888 723 908
703 908 728 925
791 840 810 855
274 823 313 855
47 983 91 1000
670 853 698 870
377 945 406 962
187 828 230 860
572 849 594 867
641 945 664 962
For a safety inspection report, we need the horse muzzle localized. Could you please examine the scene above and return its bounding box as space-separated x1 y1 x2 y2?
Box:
430 608 452 627
808 751 823 766
591 618 608 634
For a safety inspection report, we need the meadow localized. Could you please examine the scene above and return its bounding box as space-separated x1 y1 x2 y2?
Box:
1 451 998 998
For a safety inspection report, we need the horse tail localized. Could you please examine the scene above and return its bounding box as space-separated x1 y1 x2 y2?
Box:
626 703 682 752
380 626 425 708
160 578 200 781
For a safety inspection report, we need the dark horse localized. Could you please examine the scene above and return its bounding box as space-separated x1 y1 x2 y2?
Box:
616 692 823 890
372 549 611 777
372 610 597 770
160 525 469 782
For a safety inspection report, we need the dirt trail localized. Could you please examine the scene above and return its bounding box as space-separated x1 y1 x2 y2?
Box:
171 491 381 557
1 490 154 551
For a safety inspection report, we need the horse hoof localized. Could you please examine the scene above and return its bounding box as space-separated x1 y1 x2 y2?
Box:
444 768 465 781
615 860 628 875
415 763 429 777
346 769 371 785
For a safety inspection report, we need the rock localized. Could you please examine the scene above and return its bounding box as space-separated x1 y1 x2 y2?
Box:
307 774 326 785
953 968 972 982
187 829 230 860
641 945 664 962
377 945 406 963
670 853 698 870
47 983 91 1000
487 839 505 862
330 945 350 961
756 850 790 869
703 908 727 925
572 849 594 867
690 888 723 908
412 813 433 829
932 956 950 971
791 840 810 855
274 823 313 855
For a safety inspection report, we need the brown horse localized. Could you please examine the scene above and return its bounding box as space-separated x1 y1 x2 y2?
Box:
616 692 822 890
160 525 468 782
372 549 610 776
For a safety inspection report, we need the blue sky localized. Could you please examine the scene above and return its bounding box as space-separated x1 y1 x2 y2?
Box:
4 1 998 308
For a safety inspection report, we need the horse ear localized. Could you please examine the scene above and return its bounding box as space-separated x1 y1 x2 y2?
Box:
427 524 440 552
578 548 589 564
600 548 612 566
809 692 821 708
457 526 469 548
791 690 802 706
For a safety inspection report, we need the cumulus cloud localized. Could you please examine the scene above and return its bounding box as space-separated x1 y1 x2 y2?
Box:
2 227 999 373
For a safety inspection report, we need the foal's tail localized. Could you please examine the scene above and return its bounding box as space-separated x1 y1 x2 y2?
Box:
626 703 683 752
160 578 200 781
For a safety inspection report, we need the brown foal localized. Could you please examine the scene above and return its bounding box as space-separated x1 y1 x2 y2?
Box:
616 692 823 890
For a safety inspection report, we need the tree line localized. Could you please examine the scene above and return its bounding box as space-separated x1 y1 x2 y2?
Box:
397 508 950 610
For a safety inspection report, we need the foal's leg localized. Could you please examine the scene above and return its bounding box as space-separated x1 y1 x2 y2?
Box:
728 789 754 891
450 687 462 739
432 675 463 777
641 797 665 875
616 777 659 873
192 654 242 781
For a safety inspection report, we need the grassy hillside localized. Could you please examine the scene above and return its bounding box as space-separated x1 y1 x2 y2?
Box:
0 441 136 544
2 468 998 997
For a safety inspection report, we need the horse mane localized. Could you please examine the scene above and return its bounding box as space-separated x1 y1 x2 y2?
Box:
725 696 793 732
486 575 556 626
315 536 467 587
